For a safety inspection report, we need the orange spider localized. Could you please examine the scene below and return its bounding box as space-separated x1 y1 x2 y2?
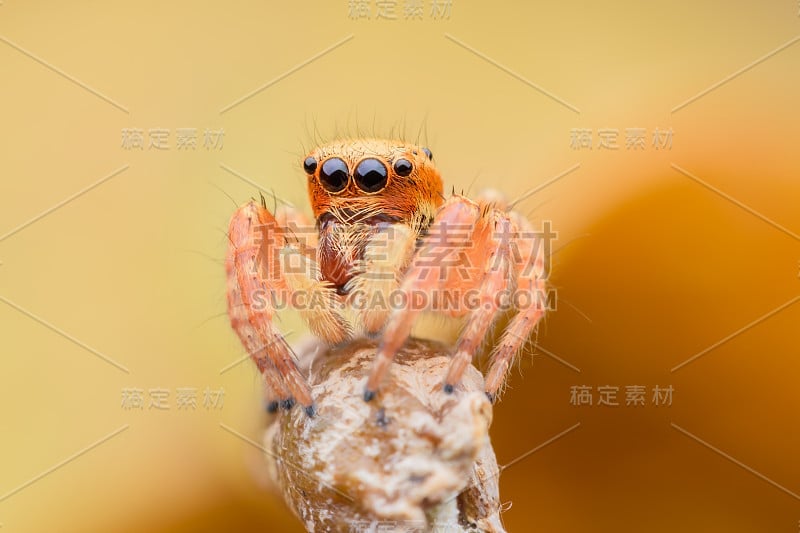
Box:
225 138 549 416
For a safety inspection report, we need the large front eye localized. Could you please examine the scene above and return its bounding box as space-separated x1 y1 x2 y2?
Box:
319 157 349 192
354 158 388 192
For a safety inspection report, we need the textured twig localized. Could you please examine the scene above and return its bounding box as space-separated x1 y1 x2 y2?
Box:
263 337 506 532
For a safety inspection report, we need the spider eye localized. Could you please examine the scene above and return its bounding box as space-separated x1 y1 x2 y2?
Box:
354 158 388 193
393 158 413 177
303 156 317 174
422 147 433 160
319 157 349 193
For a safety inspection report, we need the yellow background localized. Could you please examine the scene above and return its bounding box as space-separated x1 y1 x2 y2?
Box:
1 1 798 531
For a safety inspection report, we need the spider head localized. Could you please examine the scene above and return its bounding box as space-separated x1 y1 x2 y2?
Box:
302 138 444 226
303 138 444 292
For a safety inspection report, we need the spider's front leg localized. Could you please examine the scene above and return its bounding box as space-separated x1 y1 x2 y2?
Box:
226 200 349 416
364 193 549 403
364 195 515 400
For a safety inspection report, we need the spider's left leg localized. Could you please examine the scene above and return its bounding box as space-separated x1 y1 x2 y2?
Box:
364 195 514 399
364 195 480 399
483 210 548 402
441 205 517 393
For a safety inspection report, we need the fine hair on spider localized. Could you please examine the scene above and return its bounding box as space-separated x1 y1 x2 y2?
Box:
224 120 552 416
294 111 433 164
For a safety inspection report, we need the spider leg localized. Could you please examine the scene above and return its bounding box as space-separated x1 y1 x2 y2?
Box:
442 206 515 393
484 210 548 401
363 190 549 403
364 195 483 400
226 201 348 415
226 267 291 411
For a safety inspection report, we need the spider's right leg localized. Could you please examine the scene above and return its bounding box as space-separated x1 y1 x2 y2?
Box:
226 201 323 414
226 265 291 412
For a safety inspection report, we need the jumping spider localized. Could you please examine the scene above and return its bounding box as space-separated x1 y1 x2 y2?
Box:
225 139 547 416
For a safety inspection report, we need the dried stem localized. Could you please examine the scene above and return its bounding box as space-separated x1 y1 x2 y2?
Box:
262 337 506 532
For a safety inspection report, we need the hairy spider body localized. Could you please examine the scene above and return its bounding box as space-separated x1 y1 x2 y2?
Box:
225 138 547 415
